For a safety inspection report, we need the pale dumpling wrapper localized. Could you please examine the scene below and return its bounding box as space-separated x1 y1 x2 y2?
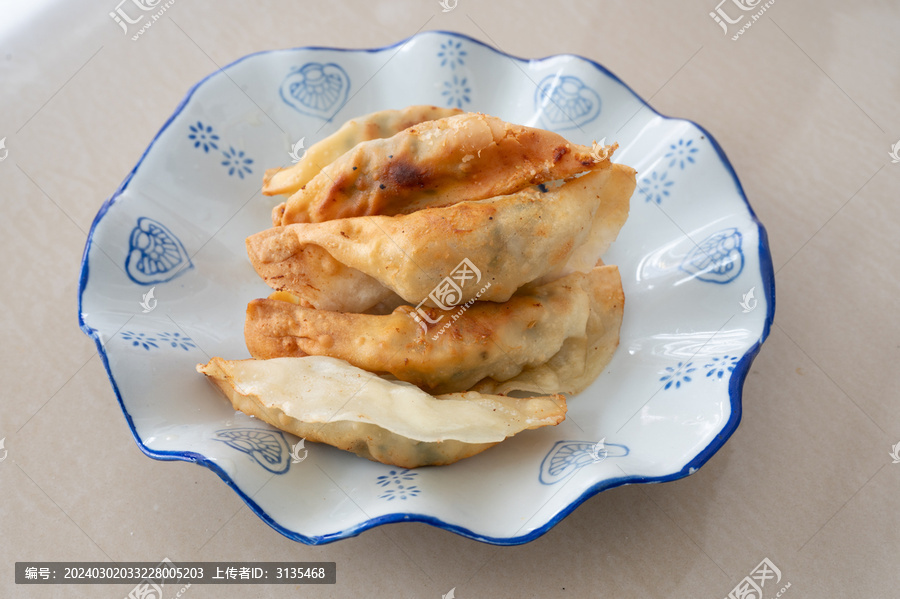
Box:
197 356 567 468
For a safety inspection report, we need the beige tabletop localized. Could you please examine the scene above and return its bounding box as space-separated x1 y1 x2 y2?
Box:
2 0 898 597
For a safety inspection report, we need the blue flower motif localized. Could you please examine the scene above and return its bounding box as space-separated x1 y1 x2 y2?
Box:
659 361 696 390
704 355 740 379
188 121 219 153
639 170 674 204
437 39 467 70
665 138 698 170
221 147 253 179
376 469 417 487
376 469 420 500
442 76 471 109
379 485 421 501
121 331 158 351
157 332 196 351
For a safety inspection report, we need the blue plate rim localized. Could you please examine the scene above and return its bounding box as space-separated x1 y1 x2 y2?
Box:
77 29 776 546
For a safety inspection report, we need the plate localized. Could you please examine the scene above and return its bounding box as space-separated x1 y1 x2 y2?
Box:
78 31 774 545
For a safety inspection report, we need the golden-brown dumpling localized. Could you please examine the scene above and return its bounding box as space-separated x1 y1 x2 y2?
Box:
272 112 617 224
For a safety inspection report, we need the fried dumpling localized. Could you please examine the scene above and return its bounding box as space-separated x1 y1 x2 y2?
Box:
471 264 624 396
244 266 622 395
247 165 635 312
263 105 463 198
197 356 567 468
272 112 617 224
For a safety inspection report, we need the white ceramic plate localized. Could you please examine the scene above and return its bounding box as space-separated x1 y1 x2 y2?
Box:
78 31 774 545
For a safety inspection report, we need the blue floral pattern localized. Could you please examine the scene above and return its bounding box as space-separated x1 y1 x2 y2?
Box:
157 332 196 351
639 171 674 204
120 330 196 352
214 428 290 474
665 138 698 170
376 469 421 501
659 361 696 390
680 228 745 284
704 355 740 379
187 121 219 153
437 38 472 110
221 146 253 179
125 217 192 285
121 331 159 350
438 39 467 69
636 136 702 205
186 124 255 182
442 76 471 109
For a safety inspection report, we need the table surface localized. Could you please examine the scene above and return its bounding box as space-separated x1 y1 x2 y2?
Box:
2 1 898 597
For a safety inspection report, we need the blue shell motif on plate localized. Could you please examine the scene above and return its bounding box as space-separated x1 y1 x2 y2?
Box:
539 440 629 485
213 428 291 474
534 74 601 130
679 228 744 284
279 62 350 121
125 217 192 285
